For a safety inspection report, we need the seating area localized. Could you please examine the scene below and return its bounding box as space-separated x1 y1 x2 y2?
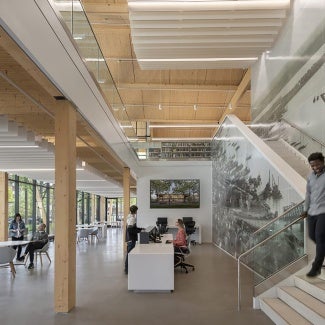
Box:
0 228 272 324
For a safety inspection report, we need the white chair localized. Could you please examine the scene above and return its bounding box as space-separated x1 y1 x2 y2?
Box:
0 246 17 277
77 228 91 243
24 242 51 266
35 242 51 266
89 227 99 242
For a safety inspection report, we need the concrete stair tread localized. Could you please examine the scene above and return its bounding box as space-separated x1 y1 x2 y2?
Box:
299 275 325 289
280 286 325 318
262 298 312 325
294 274 325 303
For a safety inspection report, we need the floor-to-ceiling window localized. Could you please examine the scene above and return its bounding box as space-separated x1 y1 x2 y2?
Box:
8 175 55 237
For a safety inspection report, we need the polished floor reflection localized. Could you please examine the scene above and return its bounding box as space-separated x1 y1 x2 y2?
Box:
0 228 272 325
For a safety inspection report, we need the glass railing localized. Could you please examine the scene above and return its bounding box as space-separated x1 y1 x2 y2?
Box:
242 219 305 284
249 201 304 248
50 0 136 138
281 118 325 158
237 206 305 310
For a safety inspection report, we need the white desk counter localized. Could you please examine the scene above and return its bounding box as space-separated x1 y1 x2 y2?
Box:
128 234 174 292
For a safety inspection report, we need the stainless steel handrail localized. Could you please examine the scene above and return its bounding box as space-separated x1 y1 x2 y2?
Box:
237 213 304 311
252 200 304 235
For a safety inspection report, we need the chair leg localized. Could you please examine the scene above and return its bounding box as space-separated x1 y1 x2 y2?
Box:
9 261 16 277
39 253 43 266
24 253 29 266
45 252 51 264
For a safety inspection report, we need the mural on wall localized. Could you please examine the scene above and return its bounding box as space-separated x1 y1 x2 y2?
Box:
211 118 303 258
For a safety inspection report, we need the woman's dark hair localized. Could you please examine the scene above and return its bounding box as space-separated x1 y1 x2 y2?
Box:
308 152 324 162
14 213 22 221
130 205 138 214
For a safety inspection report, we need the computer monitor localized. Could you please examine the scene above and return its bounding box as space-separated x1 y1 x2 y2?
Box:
148 225 161 242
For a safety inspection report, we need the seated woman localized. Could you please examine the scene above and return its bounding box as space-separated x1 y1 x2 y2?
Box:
173 219 187 248
19 223 48 269
173 219 188 266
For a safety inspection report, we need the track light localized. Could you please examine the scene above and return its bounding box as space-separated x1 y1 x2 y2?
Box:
158 104 162 110
194 104 197 111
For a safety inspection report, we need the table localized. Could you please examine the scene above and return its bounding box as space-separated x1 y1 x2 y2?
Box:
0 240 30 247
76 223 107 238
128 234 174 292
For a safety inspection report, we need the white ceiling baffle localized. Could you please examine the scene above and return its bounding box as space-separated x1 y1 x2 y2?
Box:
0 116 123 196
127 0 291 69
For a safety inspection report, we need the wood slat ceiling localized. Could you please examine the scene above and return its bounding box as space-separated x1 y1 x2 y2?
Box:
81 0 252 141
0 26 136 191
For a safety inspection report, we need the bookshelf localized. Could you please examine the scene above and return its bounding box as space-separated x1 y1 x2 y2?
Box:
148 141 211 160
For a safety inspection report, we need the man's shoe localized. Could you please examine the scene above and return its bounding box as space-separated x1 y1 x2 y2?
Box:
27 263 34 270
306 268 321 277
17 256 25 262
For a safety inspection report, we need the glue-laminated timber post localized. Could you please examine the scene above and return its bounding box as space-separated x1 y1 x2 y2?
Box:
0 172 8 241
123 167 130 251
54 101 76 313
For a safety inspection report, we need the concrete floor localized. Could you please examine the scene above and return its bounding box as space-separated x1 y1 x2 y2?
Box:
0 228 273 325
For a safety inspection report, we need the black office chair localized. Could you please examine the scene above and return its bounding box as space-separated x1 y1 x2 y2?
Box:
174 236 195 273
183 219 196 245
156 217 168 234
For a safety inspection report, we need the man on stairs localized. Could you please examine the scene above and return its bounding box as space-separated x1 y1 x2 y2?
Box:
302 152 325 277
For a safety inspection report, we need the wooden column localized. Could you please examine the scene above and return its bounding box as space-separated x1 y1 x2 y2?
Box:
123 167 130 249
0 172 8 241
100 196 105 222
54 102 76 313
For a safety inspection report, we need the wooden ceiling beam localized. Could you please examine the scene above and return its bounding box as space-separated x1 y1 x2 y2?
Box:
218 68 251 123
115 83 239 92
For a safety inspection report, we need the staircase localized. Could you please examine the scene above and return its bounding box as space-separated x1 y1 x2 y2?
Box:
260 272 325 324
258 140 325 324
265 139 310 179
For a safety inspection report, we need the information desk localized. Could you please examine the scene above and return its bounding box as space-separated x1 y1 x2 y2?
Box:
128 234 174 292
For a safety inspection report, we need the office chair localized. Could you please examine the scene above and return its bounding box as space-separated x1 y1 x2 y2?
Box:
183 219 196 245
156 217 168 234
174 236 195 273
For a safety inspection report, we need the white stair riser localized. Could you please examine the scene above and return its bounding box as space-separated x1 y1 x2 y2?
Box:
260 300 290 325
294 276 325 303
277 288 324 325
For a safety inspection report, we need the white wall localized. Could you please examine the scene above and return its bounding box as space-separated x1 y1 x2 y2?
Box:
136 161 212 243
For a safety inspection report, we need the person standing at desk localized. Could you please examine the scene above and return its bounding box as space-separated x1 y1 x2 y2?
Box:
9 213 26 261
124 205 142 275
